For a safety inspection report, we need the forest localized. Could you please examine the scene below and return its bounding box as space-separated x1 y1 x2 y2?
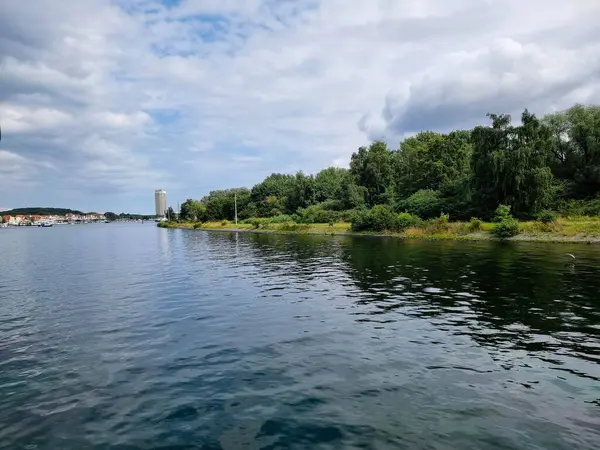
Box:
178 104 600 233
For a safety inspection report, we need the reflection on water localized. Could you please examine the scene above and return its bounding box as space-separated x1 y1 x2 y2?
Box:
1 225 599 449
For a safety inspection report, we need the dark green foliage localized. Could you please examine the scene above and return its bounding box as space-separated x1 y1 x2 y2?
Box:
166 207 176 221
492 218 520 239
543 104 600 199
351 205 398 232
399 189 442 219
492 205 520 238
471 111 554 219
297 204 342 224
350 141 393 207
1 207 84 216
174 104 599 226
105 212 118 221
180 199 207 222
537 210 557 224
397 212 421 230
314 167 348 203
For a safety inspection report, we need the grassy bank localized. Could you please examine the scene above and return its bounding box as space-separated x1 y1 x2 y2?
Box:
158 217 600 243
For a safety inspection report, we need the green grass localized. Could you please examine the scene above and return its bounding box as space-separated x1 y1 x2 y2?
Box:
159 216 600 243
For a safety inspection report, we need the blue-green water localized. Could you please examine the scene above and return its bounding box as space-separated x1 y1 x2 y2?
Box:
0 224 599 449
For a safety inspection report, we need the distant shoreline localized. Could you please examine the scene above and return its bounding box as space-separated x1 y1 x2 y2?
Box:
158 222 600 244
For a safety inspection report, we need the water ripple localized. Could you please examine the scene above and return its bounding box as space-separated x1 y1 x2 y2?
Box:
0 226 599 449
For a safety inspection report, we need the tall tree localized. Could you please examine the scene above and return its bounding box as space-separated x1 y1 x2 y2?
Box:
543 104 600 198
314 167 348 203
471 110 554 218
180 199 207 221
286 171 316 213
350 141 393 207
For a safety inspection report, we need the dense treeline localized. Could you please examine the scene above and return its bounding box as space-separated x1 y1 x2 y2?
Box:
180 104 600 225
0 207 84 216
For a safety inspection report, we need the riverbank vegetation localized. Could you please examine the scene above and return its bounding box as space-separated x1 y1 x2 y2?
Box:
175 104 600 239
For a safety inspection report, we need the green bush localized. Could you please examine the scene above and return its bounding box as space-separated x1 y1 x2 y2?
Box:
221 220 229 226
251 218 266 229
492 218 520 238
537 210 557 224
492 205 520 238
494 204 512 221
193 222 203 229
397 212 421 230
351 205 398 232
399 189 442 219
467 217 483 232
320 200 345 211
297 205 341 224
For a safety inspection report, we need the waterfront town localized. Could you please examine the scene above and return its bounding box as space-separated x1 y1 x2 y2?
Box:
1 213 107 227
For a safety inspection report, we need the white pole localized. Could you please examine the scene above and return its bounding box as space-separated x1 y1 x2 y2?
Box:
234 193 238 227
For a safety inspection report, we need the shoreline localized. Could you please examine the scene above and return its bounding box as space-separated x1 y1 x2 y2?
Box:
158 222 600 244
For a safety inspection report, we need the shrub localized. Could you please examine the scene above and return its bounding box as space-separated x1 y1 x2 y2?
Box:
251 218 266 229
298 205 341 224
397 212 421 231
492 218 520 238
193 222 203 229
537 209 557 224
340 209 359 223
467 217 483 232
371 205 399 231
492 205 520 238
351 205 398 232
320 200 345 211
221 220 229 226
494 204 512 221
400 189 442 219
426 213 451 234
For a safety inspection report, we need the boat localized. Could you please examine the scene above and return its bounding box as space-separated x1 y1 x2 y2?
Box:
38 223 54 227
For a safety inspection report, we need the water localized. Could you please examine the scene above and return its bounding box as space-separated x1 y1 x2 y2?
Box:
1 224 599 449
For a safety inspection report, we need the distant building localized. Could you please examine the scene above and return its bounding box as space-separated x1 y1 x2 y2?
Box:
155 189 167 217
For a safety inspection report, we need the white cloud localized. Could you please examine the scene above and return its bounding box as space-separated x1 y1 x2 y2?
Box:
1 0 599 212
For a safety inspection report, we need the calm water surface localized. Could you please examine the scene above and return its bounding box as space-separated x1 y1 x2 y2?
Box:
0 224 599 449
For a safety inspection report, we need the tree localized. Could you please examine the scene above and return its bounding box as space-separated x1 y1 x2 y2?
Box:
350 141 393 207
471 110 554 218
314 167 348 203
286 171 316 213
104 212 117 221
339 173 367 210
166 207 176 221
180 199 206 222
250 173 296 216
202 188 251 221
543 104 600 198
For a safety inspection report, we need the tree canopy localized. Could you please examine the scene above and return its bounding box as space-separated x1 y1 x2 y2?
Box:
181 103 600 222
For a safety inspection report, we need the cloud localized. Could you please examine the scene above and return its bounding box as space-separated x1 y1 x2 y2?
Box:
1 0 599 212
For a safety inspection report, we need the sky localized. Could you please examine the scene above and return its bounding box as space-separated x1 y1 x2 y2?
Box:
1 0 600 214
